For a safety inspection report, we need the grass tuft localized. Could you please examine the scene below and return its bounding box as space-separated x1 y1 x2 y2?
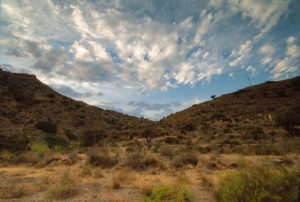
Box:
143 184 195 202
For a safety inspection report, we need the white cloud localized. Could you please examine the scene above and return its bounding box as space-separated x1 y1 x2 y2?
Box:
287 44 300 58
287 36 296 44
259 43 275 65
203 52 210 59
259 44 275 55
230 40 252 66
261 57 272 65
246 65 256 75
271 57 297 79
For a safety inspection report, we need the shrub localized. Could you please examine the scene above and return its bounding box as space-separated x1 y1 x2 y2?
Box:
64 130 77 141
80 165 93 177
11 152 41 165
0 134 30 152
45 134 69 148
126 146 135 152
164 136 180 144
46 184 77 200
31 143 50 157
172 152 198 168
88 149 118 168
196 146 208 154
143 184 195 202
159 145 175 158
215 166 300 202
35 120 57 134
126 153 163 170
80 129 108 147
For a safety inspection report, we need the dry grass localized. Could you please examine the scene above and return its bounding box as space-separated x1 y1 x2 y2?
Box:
45 171 79 200
93 167 104 178
199 174 214 189
111 177 121 189
111 168 136 189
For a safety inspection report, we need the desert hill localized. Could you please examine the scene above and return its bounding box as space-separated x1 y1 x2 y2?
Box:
159 76 300 154
0 69 152 151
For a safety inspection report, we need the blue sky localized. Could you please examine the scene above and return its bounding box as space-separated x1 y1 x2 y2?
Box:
0 0 299 120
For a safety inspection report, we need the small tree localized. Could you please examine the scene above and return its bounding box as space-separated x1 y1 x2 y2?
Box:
141 126 156 148
211 95 216 100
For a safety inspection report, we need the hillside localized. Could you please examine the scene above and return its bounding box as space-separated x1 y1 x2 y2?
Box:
159 76 300 154
0 69 152 151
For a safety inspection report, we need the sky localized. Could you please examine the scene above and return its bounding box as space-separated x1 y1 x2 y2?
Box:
0 0 299 120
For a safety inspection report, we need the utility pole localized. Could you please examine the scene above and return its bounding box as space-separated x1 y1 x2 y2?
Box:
247 76 252 86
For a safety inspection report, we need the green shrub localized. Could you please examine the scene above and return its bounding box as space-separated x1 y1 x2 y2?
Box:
45 134 69 149
35 120 57 134
80 129 108 147
143 184 195 202
31 143 50 157
215 166 299 202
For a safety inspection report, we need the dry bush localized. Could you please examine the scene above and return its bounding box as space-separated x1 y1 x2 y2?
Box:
88 148 118 168
126 153 164 170
172 152 198 168
141 183 154 196
11 152 41 165
81 165 93 177
39 175 56 191
159 144 175 159
0 183 34 199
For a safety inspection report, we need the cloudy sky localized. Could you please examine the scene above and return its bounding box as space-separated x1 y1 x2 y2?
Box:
0 0 299 120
